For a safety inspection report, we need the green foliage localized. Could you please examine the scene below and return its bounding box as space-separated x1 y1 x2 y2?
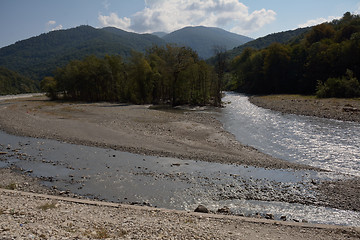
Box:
0 25 165 82
226 27 311 60
305 23 336 45
48 45 220 106
316 70 360 98
0 67 38 95
230 12 360 97
40 76 57 99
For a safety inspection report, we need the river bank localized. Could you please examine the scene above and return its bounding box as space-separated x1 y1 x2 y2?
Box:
1 95 360 238
249 95 360 122
2 187 359 240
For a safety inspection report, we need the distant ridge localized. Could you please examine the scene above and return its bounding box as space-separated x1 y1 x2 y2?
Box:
227 27 312 58
162 26 253 59
151 32 168 38
0 25 166 81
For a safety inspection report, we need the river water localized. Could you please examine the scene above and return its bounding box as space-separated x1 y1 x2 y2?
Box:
220 92 360 177
1 93 360 226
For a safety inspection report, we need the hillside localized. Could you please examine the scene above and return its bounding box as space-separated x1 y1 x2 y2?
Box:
227 27 311 59
229 12 360 96
0 67 38 95
151 31 168 38
162 26 253 59
0 25 166 81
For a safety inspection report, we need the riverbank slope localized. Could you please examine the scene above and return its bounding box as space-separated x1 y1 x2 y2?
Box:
1 179 359 239
249 95 360 122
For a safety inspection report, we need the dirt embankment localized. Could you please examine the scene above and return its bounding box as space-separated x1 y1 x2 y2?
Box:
249 95 360 122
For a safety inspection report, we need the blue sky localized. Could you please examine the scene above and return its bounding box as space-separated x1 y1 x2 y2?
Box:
0 0 359 48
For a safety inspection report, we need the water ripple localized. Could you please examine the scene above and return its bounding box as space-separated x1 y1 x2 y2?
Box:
220 92 360 177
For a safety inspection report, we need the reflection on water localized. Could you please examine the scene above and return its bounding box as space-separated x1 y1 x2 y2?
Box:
219 92 360 177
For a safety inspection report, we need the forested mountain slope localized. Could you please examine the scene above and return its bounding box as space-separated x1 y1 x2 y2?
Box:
227 27 311 59
163 26 253 59
0 25 166 81
229 12 360 97
0 67 38 95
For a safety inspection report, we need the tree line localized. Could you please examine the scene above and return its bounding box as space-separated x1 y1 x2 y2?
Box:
0 66 38 95
228 12 360 98
42 45 222 106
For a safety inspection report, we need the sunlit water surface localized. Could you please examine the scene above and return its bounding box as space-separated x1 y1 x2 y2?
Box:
219 92 360 177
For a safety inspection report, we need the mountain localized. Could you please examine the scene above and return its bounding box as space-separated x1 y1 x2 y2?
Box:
0 25 166 81
0 67 38 95
226 27 312 59
151 32 168 38
162 26 253 59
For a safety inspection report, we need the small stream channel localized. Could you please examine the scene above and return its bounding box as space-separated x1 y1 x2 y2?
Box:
1 93 360 226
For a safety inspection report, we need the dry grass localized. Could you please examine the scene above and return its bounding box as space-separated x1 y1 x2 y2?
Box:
4 182 17 190
37 202 58 211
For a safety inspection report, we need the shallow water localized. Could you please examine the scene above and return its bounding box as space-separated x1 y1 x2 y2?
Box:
1 131 359 226
219 92 360 177
0 93 43 101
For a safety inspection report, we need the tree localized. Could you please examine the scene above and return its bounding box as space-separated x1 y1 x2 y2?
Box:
305 23 335 45
46 49 220 106
263 43 292 93
127 51 153 104
147 45 199 106
316 69 360 98
213 46 227 106
40 76 57 99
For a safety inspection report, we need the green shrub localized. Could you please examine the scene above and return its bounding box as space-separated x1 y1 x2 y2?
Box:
316 69 360 98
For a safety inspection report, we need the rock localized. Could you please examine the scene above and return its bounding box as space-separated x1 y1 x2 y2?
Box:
254 213 262 218
194 205 209 213
280 215 287 221
342 106 359 112
265 213 274 220
217 206 230 214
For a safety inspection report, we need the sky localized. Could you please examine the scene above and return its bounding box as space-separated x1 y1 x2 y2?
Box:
0 0 360 48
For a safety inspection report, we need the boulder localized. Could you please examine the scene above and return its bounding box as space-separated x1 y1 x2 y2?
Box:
194 205 209 213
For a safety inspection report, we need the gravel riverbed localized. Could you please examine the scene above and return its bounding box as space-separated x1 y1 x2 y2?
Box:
1 95 360 238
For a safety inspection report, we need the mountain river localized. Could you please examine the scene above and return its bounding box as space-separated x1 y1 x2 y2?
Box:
0 92 359 226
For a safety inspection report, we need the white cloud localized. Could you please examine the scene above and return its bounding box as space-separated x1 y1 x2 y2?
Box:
46 20 63 31
98 0 276 34
356 2 360 14
98 13 131 30
51 24 63 31
47 20 56 26
298 16 340 28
